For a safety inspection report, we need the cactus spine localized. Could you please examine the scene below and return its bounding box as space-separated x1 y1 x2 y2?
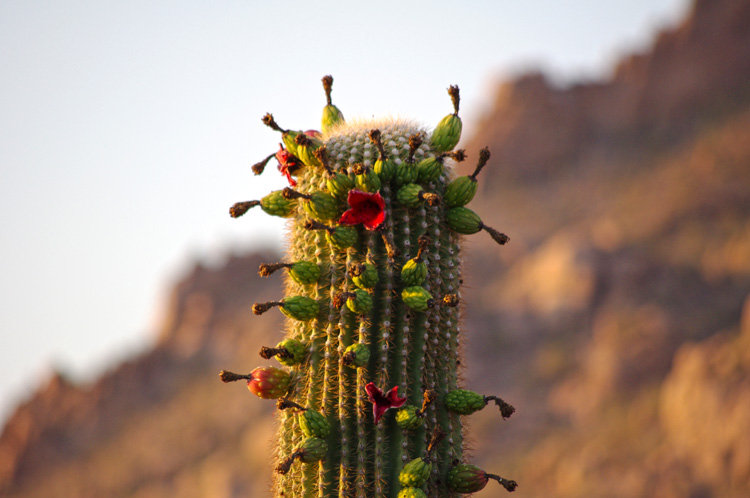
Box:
221 76 515 497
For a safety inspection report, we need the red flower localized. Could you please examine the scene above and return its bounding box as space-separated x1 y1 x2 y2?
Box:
304 129 322 139
339 189 385 230
365 382 407 423
275 144 300 187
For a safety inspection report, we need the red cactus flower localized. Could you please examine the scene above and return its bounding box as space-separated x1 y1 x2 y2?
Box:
365 382 407 423
304 129 322 139
275 144 300 187
339 189 385 230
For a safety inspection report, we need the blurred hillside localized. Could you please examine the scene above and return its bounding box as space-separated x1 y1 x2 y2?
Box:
2 0 750 496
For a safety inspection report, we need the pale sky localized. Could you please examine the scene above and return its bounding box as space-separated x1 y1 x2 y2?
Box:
0 0 691 424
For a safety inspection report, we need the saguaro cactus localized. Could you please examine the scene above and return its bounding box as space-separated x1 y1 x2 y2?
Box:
220 76 516 497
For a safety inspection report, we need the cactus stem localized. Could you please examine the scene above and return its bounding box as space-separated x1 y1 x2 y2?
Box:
258 262 293 277
277 397 307 411
282 187 312 201
447 85 460 116
321 75 334 106
407 134 423 163
251 152 277 175
260 345 293 360
252 301 284 315
486 473 519 492
484 395 516 419
479 222 510 245
262 113 287 133
219 370 252 383
229 200 260 218
469 147 491 181
369 129 388 161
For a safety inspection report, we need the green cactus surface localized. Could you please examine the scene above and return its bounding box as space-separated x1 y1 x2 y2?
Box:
220 76 516 497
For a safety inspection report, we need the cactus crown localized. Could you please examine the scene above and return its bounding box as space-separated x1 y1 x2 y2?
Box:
222 77 515 497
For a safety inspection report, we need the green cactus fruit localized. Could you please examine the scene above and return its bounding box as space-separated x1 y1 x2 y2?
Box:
288 261 321 286
399 457 432 488
430 85 462 153
398 487 428 498
349 262 379 290
447 463 518 493
225 77 518 498
395 405 423 430
369 128 396 181
321 75 345 133
446 206 511 245
247 366 291 399
444 147 491 207
229 190 296 219
400 236 430 286
343 289 373 315
294 133 324 169
445 389 485 415
401 285 433 312
353 163 381 193
342 342 370 368
275 338 306 367
282 188 340 222
298 409 330 438
396 183 441 208
252 296 319 322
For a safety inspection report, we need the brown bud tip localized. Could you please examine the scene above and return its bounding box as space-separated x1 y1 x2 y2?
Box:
470 147 491 181
275 451 301 475
251 152 276 175
449 149 467 162
352 163 367 175
313 146 334 173
378 229 400 260
443 294 459 307
448 85 460 115
219 370 251 383
425 427 446 458
487 474 518 492
485 395 515 419
419 191 442 207
229 200 260 218
418 389 437 415
333 292 355 309
262 113 286 133
480 223 510 245
252 301 283 315
303 219 333 233
294 133 312 147
258 262 291 277
408 133 422 162
322 75 334 105
349 263 366 277
277 397 306 411
259 346 292 360
282 187 309 201
342 351 356 366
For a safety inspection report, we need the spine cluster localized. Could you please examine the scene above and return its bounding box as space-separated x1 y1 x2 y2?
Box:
220 76 517 497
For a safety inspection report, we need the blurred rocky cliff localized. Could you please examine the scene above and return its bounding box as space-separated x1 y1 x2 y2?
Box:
2 0 750 496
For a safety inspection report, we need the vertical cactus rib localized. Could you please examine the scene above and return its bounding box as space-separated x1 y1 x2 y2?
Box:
223 79 517 497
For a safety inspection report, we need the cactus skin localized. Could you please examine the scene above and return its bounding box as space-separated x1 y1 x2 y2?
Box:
224 78 516 497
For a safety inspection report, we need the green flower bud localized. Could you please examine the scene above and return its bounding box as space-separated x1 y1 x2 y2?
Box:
445 389 486 415
299 409 330 439
396 183 441 208
298 436 328 463
443 176 477 208
397 487 427 498
326 171 354 200
294 133 324 169
401 286 433 312
447 463 518 493
350 262 379 290
401 258 427 287
445 206 482 234
430 85 462 153
416 156 444 184
395 405 423 430
353 163 381 193
321 75 345 133
344 289 373 315
256 295 319 322
288 261 321 286
399 457 432 488
342 343 370 368
275 338 306 367
326 225 358 250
